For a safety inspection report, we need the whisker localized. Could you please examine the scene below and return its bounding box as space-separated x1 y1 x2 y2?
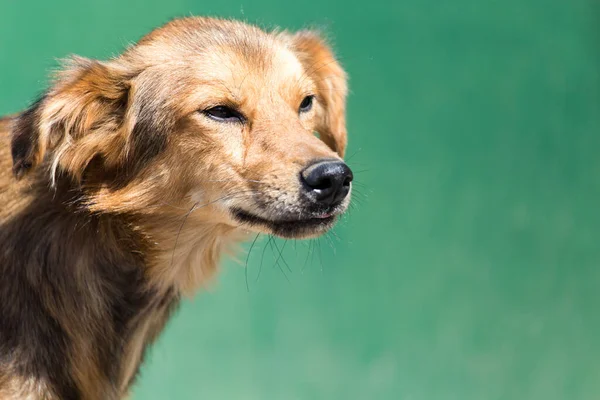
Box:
302 239 314 272
269 238 291 284
310 239 318 269
245 233 261 292
272 239 292 273
349 201 364 212
324 232 337 254
329 230 341 242
317 239 324 272
347 202 360 213
352 181 368 188
255 234 273 283
350 190 367 202
236 71 251 95
345 148 363 162
215 80 239 102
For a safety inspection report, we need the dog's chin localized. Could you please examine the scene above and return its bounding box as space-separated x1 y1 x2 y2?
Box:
230 208 339 239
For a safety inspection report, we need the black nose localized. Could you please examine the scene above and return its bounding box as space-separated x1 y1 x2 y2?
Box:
300 160 353 206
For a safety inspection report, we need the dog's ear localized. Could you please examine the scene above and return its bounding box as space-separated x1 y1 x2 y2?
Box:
11 96 45 179
11 57 129 182
289 31 348 157
10 57 157 184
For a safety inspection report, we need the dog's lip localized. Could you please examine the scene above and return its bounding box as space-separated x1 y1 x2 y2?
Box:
231 208 336 229
314 212 333 219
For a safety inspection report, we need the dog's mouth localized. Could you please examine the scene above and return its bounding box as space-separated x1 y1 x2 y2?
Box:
231 208 338 239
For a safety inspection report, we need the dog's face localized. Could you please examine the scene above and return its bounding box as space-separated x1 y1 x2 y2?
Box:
11 18 351 239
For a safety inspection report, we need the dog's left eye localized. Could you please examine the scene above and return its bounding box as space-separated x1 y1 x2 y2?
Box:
299 95 314 113
204 106 245 123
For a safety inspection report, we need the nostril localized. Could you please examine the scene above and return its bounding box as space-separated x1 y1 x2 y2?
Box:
313 177 333 191
342 177 351 187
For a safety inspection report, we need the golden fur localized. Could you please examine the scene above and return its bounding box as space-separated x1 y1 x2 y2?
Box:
0 17 350 399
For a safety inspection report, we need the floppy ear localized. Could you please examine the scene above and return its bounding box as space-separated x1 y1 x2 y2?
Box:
11 57 129 182
11 96 45 179
289 31 348 157
10 57 152 184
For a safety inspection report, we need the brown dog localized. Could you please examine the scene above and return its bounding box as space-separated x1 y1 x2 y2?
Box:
0 17 351 399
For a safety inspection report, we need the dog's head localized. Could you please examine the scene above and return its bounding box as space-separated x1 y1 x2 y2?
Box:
11 18 352 239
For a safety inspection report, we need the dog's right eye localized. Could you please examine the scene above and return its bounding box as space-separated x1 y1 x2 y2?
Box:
204 106 245 123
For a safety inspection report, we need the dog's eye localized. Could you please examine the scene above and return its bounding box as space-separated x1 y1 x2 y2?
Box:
299 95 314 113
204 106 245 123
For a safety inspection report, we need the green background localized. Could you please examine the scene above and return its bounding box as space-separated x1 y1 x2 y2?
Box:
1 1 599 399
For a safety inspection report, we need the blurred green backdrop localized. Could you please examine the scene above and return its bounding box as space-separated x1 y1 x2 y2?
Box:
1 0 599 399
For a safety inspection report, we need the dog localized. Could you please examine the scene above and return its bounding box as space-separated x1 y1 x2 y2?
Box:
0 16 351 399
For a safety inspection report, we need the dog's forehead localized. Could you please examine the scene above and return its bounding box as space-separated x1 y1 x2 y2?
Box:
198 41 305 90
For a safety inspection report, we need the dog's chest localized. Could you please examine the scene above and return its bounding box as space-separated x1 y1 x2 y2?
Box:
116 287 179 393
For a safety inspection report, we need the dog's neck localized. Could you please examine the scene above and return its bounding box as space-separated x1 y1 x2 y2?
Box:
114 211 248 391
140 214 248 296
46 171 248 296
